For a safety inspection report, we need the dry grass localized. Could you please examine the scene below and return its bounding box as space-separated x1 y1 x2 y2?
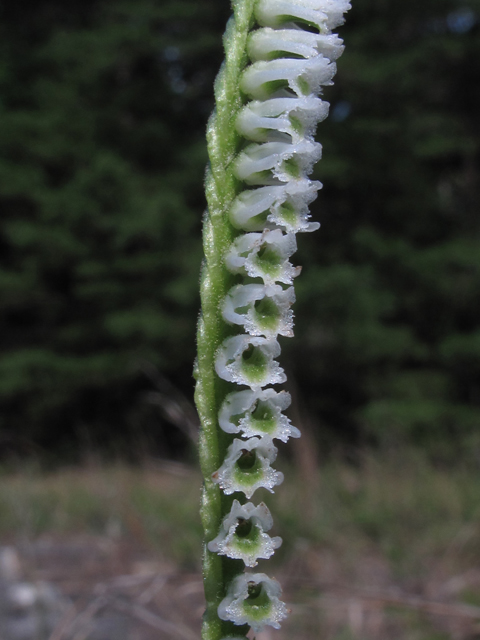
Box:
1 452 480 639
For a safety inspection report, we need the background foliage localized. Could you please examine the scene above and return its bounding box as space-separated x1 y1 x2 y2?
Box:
0 0 479 460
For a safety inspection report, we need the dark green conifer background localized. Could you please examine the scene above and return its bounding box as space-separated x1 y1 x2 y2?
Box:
0 0 479 459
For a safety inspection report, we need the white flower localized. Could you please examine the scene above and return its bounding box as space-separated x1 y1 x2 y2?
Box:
219 388 300 442
240 56 336 101
215 335 286 388
236 96 329 144
218 572 288 632
230 180 320 234
212 436 284 499
234 139 322 185
255 0 351 32
222 283 295 338
225 229 300 286
248 27 345 62
208 500 282 567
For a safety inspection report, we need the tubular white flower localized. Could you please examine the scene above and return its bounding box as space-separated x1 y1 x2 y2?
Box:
234 139 322 185
230 181 320 233
218 389 257 431
215 334 286 388
236 96 329 144
225 229 300 285
240 56 336 101
208 499 282 567
218 573 288 632
219 388 300 442
222 283 295 338
211 436 284 498
255 0 351 31
247 28 345 62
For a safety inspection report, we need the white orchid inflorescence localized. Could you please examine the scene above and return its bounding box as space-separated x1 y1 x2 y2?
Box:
197 0 350 637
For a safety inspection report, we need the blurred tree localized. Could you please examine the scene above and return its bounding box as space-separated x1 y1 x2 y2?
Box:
0 0 229 457
292 0 480 456
0 0 479 459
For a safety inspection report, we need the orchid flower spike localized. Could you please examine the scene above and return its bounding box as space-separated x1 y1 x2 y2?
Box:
196 0 350 636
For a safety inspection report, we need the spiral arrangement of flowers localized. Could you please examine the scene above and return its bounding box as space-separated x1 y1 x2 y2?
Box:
195 1 350 638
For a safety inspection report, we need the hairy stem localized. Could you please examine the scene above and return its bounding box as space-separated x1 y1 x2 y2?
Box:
195 1 257 639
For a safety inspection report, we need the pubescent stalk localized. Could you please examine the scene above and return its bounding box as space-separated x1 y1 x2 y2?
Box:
195 2 258 639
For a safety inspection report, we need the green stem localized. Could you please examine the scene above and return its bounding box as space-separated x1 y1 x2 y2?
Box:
195 1 257 639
